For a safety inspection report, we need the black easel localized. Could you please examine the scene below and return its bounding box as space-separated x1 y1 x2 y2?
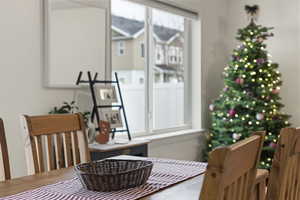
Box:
76 71 131 141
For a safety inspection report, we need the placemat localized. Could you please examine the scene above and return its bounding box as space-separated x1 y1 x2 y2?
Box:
2 158 207 200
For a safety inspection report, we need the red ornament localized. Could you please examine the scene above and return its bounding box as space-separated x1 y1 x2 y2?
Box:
228 109 236 117
235 78 244 85
269 142 277 149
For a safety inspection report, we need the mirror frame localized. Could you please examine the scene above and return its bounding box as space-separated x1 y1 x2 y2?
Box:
43 0 112 88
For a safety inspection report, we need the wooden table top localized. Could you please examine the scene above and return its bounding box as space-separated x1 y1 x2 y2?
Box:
0 157 204 199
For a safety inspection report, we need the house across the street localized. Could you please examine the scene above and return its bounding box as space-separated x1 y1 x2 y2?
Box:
111 15 184 85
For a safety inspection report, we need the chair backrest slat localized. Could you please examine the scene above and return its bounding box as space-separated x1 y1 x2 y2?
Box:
54 134 64 169
36 136 45 172
63 132 73 168
46 135 55 171
72 131 81 165
200 131 265 200
0 118 11 181
266 128 300 200
22 114 90 175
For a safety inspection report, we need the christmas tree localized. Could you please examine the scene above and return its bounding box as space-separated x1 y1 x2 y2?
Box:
207 5 290 169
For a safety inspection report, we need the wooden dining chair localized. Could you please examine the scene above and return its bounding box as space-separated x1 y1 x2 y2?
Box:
252 169 269 200
200 131 265 200
0 118 11 181
21 113 90 175
265 127 300 200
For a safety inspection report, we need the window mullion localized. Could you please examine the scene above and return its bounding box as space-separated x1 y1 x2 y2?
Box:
148 9 154 133
145 7 154 133
184 19 191 125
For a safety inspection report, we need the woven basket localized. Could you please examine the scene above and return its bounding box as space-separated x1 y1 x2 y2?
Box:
75 159 153 192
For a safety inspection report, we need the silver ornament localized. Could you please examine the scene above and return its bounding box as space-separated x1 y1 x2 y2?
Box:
232 133 241 140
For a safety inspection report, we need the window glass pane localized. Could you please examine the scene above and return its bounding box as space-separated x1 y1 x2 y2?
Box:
111 0 146 133
152 9 185 129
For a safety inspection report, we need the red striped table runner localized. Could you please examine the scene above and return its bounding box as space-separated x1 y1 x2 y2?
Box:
1 158 207 200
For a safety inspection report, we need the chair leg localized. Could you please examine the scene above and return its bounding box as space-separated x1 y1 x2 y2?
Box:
252 169 268 200
257 178 267 200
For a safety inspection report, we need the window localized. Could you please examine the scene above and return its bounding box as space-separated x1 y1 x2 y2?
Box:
119 78 125 84
152 9 186 130
139 78 144 84
140 43 145 58
157 53 161 61
112 0 146 133
111 0 191 135
155 44 163 64
117 41 125 56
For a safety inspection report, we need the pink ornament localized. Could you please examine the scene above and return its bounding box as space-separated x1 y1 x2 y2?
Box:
223 87 229 92
272 89 280 94
228 109 236 117
235 78 244 85
256 113 264 120
257 58 265 64
209 104 215 111
269 142 277 149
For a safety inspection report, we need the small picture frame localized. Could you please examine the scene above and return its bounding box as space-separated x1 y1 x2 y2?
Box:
101 109 123 128
97 85 118 105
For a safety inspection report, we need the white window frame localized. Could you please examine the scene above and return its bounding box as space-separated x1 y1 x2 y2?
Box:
111 3 192 136
145 8 192 135
117 41 125 56
149 14 192 135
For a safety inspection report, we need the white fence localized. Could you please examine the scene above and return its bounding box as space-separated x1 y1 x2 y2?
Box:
120 83 184 133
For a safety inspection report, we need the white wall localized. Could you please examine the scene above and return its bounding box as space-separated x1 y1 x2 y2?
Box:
195 1 230 128
0 0 230 178
226 0 300 126
148 132 206 161
0 0 74 177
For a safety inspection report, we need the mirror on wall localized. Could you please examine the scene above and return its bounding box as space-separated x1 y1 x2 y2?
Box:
44 0 108 88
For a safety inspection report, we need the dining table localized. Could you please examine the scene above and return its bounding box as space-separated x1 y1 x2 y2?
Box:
0 156 205 200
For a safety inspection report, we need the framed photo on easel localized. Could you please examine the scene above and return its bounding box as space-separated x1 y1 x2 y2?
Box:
97 85 118 105
101 109 123 128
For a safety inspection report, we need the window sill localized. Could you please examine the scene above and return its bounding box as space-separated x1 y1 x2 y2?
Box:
135 128 205 142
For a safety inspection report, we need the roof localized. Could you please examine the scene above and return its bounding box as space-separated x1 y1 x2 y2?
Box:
155 64 176 73
153 26 179 42
112 15 144 36
112 15 181 42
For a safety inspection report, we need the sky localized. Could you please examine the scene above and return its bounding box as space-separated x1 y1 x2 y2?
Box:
111 0 184 30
